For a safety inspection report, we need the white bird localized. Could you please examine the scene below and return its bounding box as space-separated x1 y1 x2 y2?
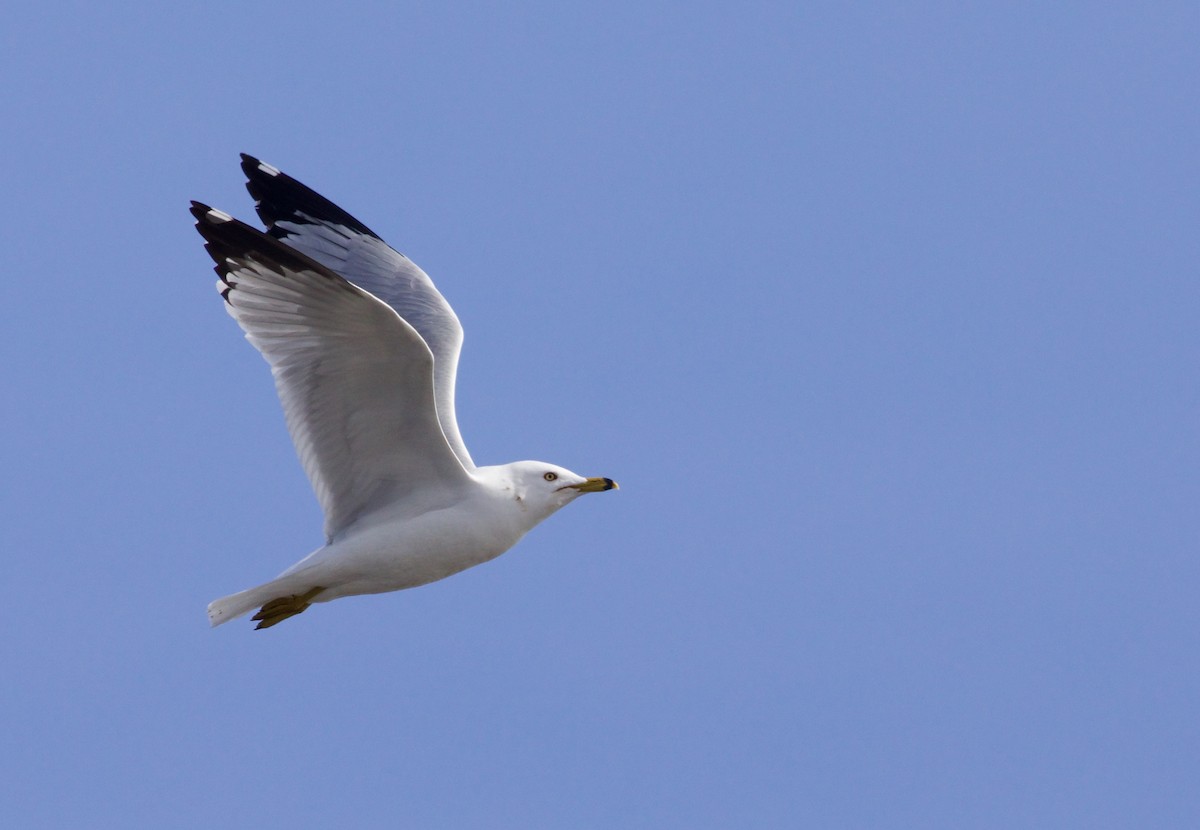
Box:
193 155 617 629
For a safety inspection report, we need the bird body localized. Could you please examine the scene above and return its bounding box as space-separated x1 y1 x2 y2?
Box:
208 461 595 625
194 156 616 629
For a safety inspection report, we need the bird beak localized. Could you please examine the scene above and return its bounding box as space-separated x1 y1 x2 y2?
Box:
565 477 619 493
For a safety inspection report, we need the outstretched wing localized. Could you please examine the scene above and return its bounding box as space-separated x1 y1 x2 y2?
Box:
239 154 474 470
192 202 473 542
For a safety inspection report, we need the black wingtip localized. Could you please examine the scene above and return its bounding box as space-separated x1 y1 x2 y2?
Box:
238 154 382 241
239 152 277 180
188 198 359 299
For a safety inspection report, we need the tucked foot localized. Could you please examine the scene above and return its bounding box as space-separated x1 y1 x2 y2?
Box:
251 586 326 630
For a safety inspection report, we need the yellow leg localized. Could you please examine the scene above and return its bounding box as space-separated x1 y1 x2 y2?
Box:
251 586 326 630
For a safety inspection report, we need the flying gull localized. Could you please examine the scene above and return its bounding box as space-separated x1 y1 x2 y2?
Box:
192 155 617 629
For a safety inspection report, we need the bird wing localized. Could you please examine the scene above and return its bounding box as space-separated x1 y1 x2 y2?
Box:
192 202 474 542
238 154 474 470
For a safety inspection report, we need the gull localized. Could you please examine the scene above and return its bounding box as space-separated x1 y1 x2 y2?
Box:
193 155 617 629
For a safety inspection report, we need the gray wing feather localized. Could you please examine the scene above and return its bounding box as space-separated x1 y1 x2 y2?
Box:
240 155 475 470
192 202 472 541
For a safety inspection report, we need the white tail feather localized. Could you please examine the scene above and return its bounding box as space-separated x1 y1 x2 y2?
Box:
207 573 315 627
207 586 270 627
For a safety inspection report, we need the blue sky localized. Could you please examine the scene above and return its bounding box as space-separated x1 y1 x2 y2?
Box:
2 2 1197 826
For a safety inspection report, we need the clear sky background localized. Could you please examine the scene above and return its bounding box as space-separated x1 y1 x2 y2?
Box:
2 2 1197 827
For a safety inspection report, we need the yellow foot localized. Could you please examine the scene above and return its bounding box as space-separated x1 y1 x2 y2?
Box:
251 586 326 630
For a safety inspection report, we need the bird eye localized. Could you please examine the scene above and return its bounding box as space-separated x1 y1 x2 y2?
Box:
543 472 558 481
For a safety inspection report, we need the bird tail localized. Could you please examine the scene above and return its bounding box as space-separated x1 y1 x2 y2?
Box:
207 585 272 627
209 546 334 628
207 573 321 628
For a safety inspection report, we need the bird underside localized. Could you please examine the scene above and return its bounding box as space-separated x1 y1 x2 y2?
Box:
251 586 326 630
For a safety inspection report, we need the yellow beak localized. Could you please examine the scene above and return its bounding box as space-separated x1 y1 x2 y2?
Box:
566 477 619 493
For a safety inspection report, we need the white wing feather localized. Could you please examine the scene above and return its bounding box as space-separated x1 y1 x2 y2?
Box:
192 204 472 541
240 155 474 470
